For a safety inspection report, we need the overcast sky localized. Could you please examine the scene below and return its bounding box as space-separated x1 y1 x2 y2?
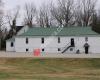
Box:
3 0 100 25
4 0 56 10
3 0 57 25
3 0 100 10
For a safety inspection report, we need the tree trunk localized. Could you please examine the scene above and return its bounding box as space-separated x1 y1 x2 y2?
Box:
0 38 1 50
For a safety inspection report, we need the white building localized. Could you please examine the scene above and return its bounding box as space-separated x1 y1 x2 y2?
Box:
6 27 100 54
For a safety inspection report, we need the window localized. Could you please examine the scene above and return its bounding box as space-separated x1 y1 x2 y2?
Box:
11 42 14 47
42 49 44 52
26 49 29 52
26 38 28 44
58 37 60 43
58 48 61 51
41 38 44 44
85 37 88 42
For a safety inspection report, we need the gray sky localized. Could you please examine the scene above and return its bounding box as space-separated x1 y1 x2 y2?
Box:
3 0 100 25
3 0 100 10
4 0 56 10
3 0 57 25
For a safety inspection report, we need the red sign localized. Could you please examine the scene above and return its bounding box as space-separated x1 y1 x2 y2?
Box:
33 49 41 56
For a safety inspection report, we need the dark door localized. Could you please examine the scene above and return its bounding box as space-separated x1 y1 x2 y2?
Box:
84 43 90 54
85 47 89 54
71 38 75 47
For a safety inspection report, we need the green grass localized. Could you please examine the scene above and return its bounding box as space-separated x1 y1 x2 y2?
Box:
0 58 100 80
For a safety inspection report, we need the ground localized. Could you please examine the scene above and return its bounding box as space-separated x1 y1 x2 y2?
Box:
1 51 100 58
0 58 100 80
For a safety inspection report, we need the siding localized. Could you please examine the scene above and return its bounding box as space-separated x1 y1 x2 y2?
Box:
14 37 100 53
6 41 15 52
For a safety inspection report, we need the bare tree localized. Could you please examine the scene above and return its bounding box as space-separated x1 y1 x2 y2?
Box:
50 0 74 27
24 3 36 27
37 4 52 27
50 3 63 26
74 0 97 26
92 9 100 33
37 8 44 27
0 0 3 50
6 6 20 38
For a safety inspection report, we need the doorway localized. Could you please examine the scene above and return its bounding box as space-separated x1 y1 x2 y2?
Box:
85 47 89 54
84 43 90 54
71 38 75 47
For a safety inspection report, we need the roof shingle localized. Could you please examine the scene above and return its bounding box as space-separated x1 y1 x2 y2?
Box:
18 27 100 37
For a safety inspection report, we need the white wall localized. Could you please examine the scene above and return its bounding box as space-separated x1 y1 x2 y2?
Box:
6 41 15 52
14 36 100 53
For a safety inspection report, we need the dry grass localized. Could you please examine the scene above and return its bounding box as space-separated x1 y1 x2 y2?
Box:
0 58 100 80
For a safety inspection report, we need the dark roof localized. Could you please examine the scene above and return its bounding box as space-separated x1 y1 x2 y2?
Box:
17 27 100 37
16 26 24 33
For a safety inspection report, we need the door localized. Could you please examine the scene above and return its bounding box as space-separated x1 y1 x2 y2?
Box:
84 43 90 54
85 47 89 54
71 38 75 47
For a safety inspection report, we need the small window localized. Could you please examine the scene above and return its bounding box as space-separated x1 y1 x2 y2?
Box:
26 38 28 44
58 48 61 51
85 37 88 42
42 49 44 52
41 38 44 44
26 49 29 52
11 42 14 47
58 37 60 43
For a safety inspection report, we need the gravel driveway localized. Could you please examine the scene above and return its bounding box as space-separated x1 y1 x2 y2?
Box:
0 51 100 58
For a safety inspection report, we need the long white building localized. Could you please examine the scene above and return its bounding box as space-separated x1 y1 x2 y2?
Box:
6 27 100 54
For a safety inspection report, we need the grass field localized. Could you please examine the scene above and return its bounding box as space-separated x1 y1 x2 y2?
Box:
0 58 100 80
